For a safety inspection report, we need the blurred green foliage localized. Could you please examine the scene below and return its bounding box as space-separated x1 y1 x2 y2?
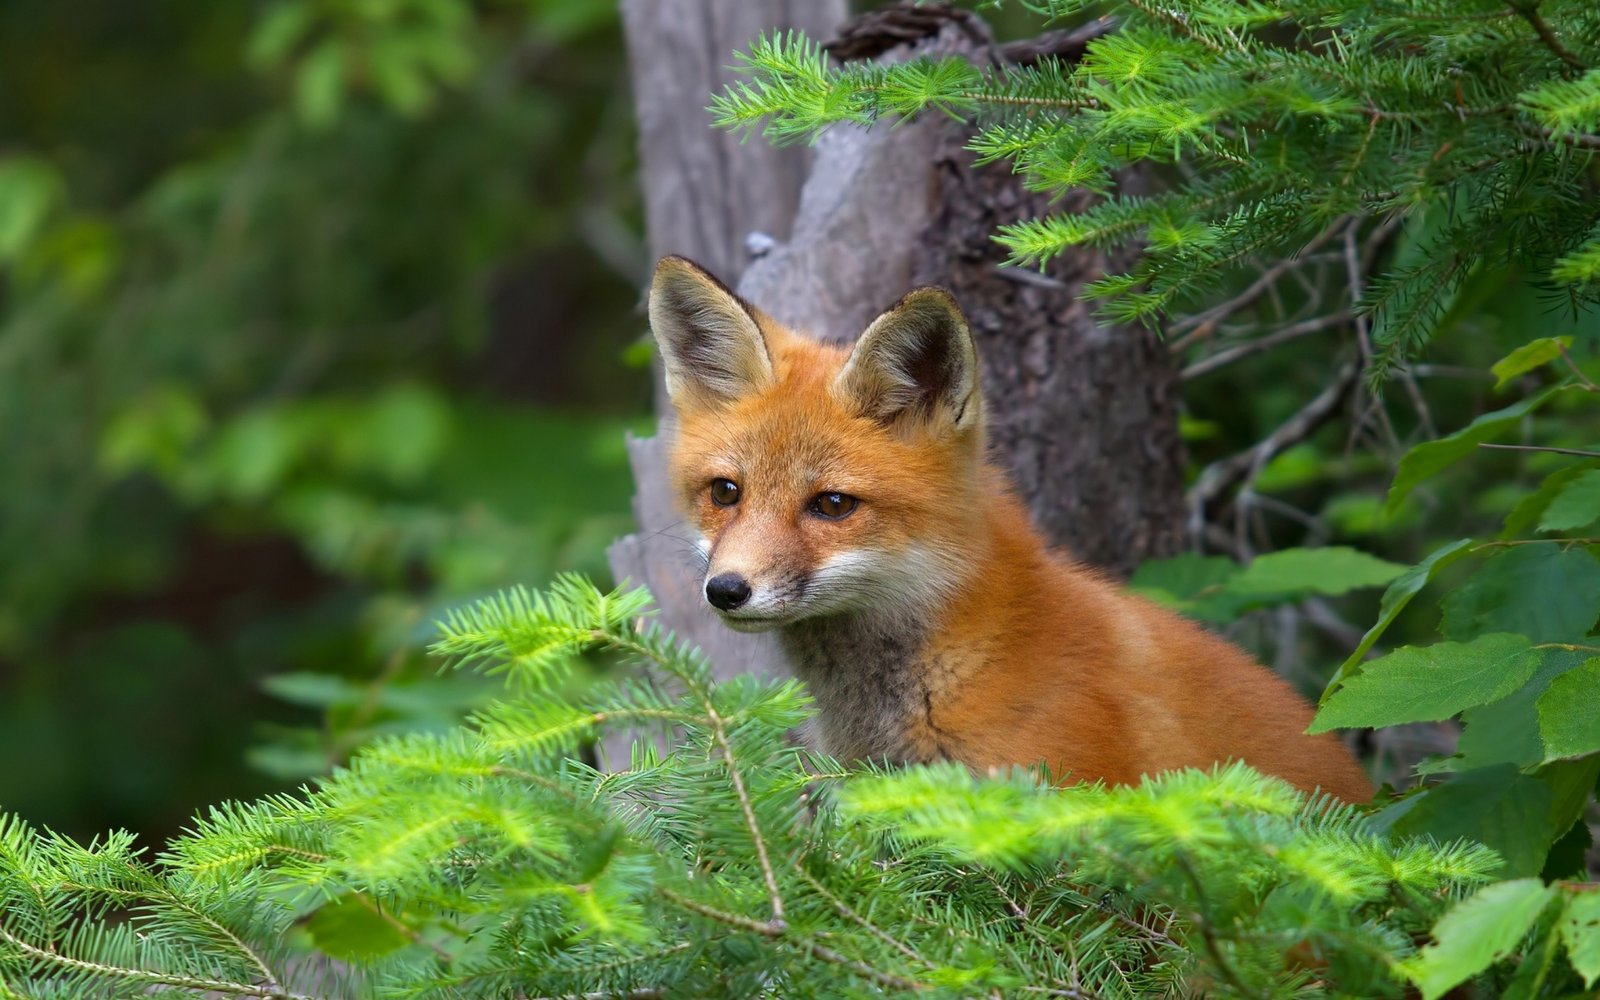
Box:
0 0 649 841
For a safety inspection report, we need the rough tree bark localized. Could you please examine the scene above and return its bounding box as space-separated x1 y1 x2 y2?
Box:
611 3 1187 691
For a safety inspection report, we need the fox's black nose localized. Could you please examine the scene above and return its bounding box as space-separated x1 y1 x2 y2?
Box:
705 573 751 611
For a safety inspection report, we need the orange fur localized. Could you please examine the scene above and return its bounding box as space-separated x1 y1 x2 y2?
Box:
651 256 1370 803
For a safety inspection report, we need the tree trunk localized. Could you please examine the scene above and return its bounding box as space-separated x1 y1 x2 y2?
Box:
611 5 1187 697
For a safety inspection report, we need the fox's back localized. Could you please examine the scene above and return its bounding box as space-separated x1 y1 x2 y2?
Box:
926 514 1370 799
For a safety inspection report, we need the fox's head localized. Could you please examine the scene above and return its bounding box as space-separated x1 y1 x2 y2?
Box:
650 255 990 631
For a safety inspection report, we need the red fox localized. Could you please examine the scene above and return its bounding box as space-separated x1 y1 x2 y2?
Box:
649 255 1372 803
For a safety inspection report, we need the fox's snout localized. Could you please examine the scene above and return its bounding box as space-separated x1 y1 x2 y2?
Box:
703 572 751 611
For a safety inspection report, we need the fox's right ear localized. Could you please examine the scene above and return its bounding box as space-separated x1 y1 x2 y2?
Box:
649 256 773 408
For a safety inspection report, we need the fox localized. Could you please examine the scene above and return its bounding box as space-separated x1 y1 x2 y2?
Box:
648 254 1372 803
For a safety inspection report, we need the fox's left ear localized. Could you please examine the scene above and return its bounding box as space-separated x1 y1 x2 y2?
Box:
835 287 980 432
649 255 773 409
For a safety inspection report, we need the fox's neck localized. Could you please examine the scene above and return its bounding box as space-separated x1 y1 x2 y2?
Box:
779 612 935 764
779 484 1047 765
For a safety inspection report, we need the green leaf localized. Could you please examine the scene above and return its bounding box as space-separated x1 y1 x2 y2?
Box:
1456 649 1593 769
1540 756 1600 849
0 156 64 262
261 672 363 709
294 40 346 129
1504 465 1592 538
1403 878 1556 1000
1538 468 1600 533
1223 546 1406 598
304 893 414 961
1128 553 1241 622
247 0 315 68
1561 890 1600 988
1386 388 1566 515
1441 544 1600 644
1542 819 1593 881
1536 658 1600 761
1491 336 1573 389
1383 767 1556 878
1322 538 1475 704
1311 634 1540 733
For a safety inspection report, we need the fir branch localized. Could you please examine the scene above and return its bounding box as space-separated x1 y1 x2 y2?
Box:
658 889 927 993
0 923 316 1000
1508 1 1588 71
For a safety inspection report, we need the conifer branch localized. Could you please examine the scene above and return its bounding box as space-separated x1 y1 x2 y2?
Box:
658 889 926 992
0 923 315 1000
795 866 928 967
706 700 787 928
1509 1 1588 71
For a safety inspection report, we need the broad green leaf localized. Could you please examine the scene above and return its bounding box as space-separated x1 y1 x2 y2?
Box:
1311 634 1540 733
1403 878 1556 1000
1537 468 1600 533
1561 890 1600 988
0 156 64 261
1536 658 1600 760
1542 819 1594 881
247 0 315 67
1440 544 1600 644
1540 756 1600 848
1383 767 1556 878
261 671 363 709
1491 336 1572 389
1499 900 1563 999
1223 546 1406 597
1504 465 1592 538
1128 553 1242 622
304 893 413 961
295 40 346 129
1322 538 1474 704
1456 649 1592 769
1386 388 1566 515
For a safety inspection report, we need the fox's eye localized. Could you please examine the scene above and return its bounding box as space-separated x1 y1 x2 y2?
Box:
709 478 741 507
810 492 859 519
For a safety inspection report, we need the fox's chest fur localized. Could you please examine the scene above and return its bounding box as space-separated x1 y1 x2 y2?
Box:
780 616 947 764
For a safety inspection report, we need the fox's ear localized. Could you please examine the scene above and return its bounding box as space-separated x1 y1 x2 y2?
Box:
835 287 980 432
649 256 773 408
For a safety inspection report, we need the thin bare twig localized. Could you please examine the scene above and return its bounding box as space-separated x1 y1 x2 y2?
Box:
1187 361 1361 521
1478 442 1600 459
1556 341 1600 392
1169 220 1350 345
1181 312 1351 380
1345 221 1434 439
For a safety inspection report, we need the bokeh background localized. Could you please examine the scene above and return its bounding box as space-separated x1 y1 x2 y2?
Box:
4 0 1595 849
0 1 651 842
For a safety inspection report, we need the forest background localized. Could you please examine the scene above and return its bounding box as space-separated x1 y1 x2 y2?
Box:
1 0 1599 994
